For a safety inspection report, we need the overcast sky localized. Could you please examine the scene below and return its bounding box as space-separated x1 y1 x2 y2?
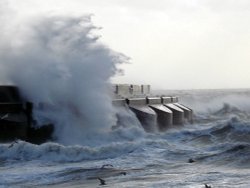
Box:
3 0 250 89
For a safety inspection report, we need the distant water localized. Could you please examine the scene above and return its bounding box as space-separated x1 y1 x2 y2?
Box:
1 89 250 188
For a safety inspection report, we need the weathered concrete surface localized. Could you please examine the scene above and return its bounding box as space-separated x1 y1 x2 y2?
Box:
147 97 173 131
112 85 193 132
171 96 179 103
112 95 193 132
113 84 151 98
127 98 157 132
163 103 184 125
114 84 131 98
130 85 141 95
174 103 193 122
161 97 172 104
129 106 157 132
126 98 147 106
141 85 150 95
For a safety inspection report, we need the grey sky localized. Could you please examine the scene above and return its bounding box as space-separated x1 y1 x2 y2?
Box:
4 0 250 89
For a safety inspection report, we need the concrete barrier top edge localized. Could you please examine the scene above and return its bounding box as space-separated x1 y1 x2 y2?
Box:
126 98 147 105
164 103 184 112
146 97 161 104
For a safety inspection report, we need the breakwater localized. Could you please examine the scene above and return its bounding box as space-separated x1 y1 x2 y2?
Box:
113 84 193 132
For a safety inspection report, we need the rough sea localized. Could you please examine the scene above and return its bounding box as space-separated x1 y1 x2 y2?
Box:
1 13 250 188
1 89 250 188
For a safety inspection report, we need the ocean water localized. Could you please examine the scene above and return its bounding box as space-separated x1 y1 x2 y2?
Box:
1 89 250 188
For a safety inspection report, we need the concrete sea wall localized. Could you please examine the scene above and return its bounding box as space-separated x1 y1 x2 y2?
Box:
113 84 193 132
113 96 193 132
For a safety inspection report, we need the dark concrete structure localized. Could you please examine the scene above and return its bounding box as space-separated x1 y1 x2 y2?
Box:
0 86 53 144
0 86 28 141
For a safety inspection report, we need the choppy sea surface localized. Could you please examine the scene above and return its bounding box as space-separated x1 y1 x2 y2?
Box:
1 89 250 188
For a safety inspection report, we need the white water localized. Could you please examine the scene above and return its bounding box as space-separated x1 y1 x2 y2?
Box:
1 90 250 187
0 12 129 146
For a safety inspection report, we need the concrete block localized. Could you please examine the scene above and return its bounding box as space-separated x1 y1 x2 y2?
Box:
161 97 172 104
141 85 150 95
164 103 184 125
115 84 131 97
146 97 161 105
129 106 157 132
127 97 157 132
126 98 147 106
171 97 179 103
149 104 173 131
174 103 193 122
130 85 141 96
